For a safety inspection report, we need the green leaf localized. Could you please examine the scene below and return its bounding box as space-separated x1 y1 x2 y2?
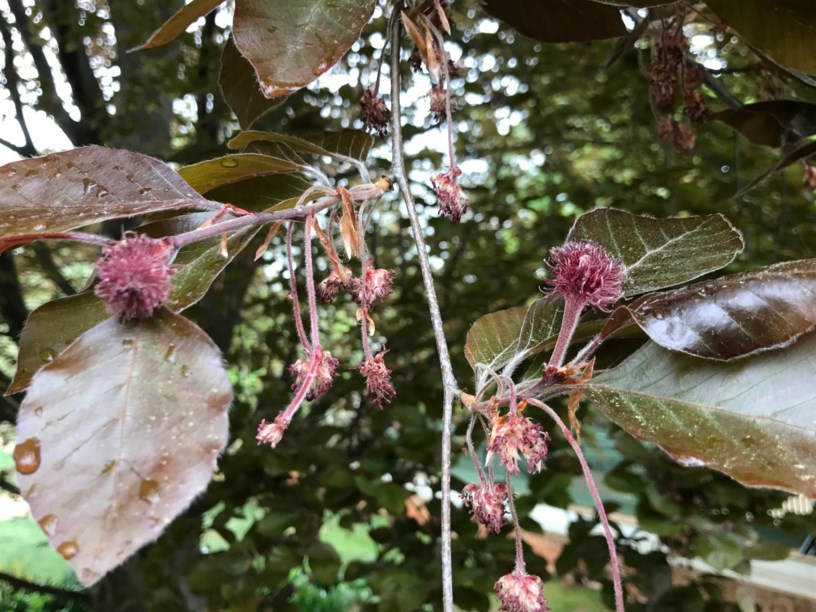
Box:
581 334 816 498
307 542 341 585
204 173 315 213
627 259 816 360
14 310 232 586
706 1 816 73
178 154 304 195
0 146 209 238
567 208 744 296
482 0 626 43
133 0 225 51
232 0 377 98
711 100 816 148
219 36 286 129
229 129 374 163
692 532 743 571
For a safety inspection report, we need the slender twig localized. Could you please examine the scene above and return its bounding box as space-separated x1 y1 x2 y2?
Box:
286 223 311 352
526 397 624 612
302 215 320 347
505 471 526 572
390 19 458 612
32 244 76 295
0 570 89 603
0 474 20 495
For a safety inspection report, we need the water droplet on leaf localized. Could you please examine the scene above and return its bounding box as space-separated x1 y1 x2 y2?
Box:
39 514 59 537
164 344 177 363
220 158 239 168
122 338 134 349
82 177 98 195
101 460 116 475
57 540 79 560
33 406 43 416
139 479 160 504
33 223 46 231
180 365 191 377
39 348 55 363
14 437 41 475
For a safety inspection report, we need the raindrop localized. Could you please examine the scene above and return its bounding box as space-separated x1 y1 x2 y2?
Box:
39 514 59 537
57 540 79 560
24 169 38 177
164 344 177 363
219 158 239 168
101 460 116 475
14 437 41 475
138 187 152 195
33 223 46 231
39 348 56 363
122 338 134 349
180 365 191 377
34 406 43 416
82 177 98 194
139 478 160 504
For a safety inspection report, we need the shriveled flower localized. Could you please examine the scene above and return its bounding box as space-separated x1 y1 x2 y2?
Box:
429 85 448 122
360 88 390 137
348 267 396 310
494 571 550 612
658 116 696 155
683 91 710 123
432 166 469 223
547 241 626 311
256 413 289 448
289 348 340 401
461 482 509 533
488 414 551 475
316 267 351 303
94 233 175 320
359 351 396 407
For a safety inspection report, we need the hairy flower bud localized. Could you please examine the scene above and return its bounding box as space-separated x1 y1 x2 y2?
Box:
289 348 340 402
348 267 396 310
316 267 351 303
488 414 551 475
256 413 289 448
461 482 509 533
360 88 390 137
547 241 626 311
359 351 396 407
494 571 550 612
94 233 175 320
431 166 469 223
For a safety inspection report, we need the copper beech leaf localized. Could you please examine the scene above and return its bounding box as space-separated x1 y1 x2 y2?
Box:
625 259 816 361
219 36 286 129
710 100 816 148
482 0 626 43
7 211 260 395
133 0 225 51
580 333 816 498
232 0 376 98
228 129 374 163
0 146 211 237
567 209 744 296
178 154 304 195
14 310 232 586
705 1 816 73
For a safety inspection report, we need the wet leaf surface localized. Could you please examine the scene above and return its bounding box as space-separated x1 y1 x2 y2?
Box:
232 0 376 98
0 146 209 237
178 154 303 195
134 0 225 51
567 209 743 296
627 259 816 360
706 1 816 73
482 0 626 43
219 36 286 129
15 310 232 585
228 129 374 163
581 334 816 497
710 100 816 148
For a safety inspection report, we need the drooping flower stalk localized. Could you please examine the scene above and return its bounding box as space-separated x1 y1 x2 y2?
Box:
286 222 311 352
526 397 624 612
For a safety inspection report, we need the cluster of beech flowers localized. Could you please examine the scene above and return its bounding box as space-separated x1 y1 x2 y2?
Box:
461 239 627 611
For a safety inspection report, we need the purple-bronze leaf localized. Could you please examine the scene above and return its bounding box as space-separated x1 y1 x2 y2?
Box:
710 100 816 148
232 0 376 98
582 334 816 498
15 310 232 586
567 208 744 296
628 259 816 361
0 146 211 238
133 0 225 51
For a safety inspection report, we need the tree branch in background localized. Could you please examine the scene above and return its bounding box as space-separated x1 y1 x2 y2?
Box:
6 0 86 145
0 16 38 157
0 475 20 496
31 244 76 296
390 20 458 612
0 254 28 341
0 571 90 604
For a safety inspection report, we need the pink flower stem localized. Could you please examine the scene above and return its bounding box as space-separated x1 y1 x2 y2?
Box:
526 397 624 612
423 16 456 168
302 214 320 348
286 222 311 352
548 298 586 369
505 472 526 572
277 355 321 432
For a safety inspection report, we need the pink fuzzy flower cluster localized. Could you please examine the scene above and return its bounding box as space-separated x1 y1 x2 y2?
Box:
488 414 551 476
256 413 289 448
359 351 396 408
431 166 469 223
348 267 396 310
94 233 175 320
289 348 340 402
494 571 550 612
461 482 509 533
547 240 626 311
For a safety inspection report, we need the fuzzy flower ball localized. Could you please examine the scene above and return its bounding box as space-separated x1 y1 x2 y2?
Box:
289 349 340 402
359 88 390 137
431 166 469 223
94 233 174 320
348 267 396 310
547 241 626 311
488 414 551 476
256 413 289 448
359 351 396 408
494 571 550 612
461 482 509 533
